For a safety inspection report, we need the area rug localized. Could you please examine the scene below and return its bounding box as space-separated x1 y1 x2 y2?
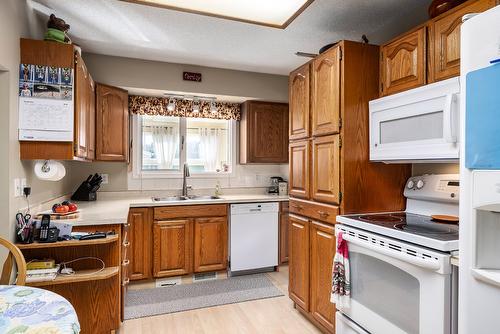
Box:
124 273 284 320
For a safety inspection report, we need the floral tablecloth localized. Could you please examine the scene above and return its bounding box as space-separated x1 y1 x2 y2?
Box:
0 285 80 334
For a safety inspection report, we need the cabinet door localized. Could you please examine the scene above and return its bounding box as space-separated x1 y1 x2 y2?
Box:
289 63 310 140
193 217 228 273
86 75 96 160
242 101 289 163
380 27 426 96
310 221 336 332
289 140 310 199
279 203 289 264
153 219 193 278
429 0 496 82
96 83 129 161
128 208 152 281
311 46 341 136
288 215 309 311
312 135 340 205
74 52 88 159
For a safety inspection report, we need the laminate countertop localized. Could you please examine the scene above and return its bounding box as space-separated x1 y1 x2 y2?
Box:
68 194 289 226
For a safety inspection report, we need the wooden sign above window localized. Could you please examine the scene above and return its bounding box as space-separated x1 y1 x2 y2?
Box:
183 72 202 82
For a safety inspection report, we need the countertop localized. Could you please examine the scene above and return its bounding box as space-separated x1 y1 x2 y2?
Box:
68 194 289 226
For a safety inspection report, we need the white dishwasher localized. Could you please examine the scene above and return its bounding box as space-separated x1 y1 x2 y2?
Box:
229 202 279 275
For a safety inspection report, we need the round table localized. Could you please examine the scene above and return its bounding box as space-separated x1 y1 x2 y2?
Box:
0 285 80 333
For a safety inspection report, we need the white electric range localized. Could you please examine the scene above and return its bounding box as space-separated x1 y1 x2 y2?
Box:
335 174 459 334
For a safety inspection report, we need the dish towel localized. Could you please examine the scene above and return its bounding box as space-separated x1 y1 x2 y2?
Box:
331 231 351 308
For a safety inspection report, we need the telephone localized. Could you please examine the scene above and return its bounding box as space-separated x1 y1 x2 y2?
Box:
38 214 59 243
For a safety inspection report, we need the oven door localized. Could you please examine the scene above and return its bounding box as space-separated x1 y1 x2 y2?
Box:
335 225 453 334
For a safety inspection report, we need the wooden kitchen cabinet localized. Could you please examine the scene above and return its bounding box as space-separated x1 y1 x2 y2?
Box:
279 202 289 264
289 63 311 140
193 217 228 272
310 221 336 332
380 27 427 96
311 46 341 137
240 101 289 164
128 208 152 281
429 0 497 82
20 39 96 160
289 140 310 199
288 215 310 311
96 83 129 162
153 219 193 278
311 135 340 205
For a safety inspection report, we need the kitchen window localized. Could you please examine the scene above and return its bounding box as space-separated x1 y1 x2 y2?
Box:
132 114 234 177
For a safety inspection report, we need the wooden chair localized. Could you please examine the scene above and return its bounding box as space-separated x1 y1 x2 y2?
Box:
0 237 27 285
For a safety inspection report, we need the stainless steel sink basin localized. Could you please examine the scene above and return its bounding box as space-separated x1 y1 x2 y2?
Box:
152 195 220 202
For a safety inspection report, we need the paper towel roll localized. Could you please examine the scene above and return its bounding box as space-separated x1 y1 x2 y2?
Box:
34 160 66 181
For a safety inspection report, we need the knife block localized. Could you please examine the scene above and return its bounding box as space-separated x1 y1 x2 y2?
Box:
71 181 97 201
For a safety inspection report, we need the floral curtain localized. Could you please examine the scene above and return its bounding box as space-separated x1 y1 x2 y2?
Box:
129 95 241 120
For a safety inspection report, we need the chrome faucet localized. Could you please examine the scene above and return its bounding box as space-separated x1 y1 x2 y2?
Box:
182 163 191 198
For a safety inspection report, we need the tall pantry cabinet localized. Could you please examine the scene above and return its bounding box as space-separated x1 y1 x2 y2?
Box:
288 40 411 333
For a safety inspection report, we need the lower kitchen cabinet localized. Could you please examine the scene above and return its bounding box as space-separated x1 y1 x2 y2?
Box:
193 217 228 272
279 202 290 264
153 219 193 277
288 215 310 311
128 208 152 281
310 221 336 332
289 212 337 333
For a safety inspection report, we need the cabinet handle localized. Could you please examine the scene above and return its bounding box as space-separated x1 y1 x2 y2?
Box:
296 73 306 79
292 223 305 229
122 277 130 286
318 211 330 217
291 204 303 210
122 241 130 247
122 259 130 267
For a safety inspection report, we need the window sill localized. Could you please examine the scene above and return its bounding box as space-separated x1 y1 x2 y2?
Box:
132 172 234 179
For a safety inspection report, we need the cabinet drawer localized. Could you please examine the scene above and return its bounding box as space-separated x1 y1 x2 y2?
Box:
154 204 228 220
289 199 339 225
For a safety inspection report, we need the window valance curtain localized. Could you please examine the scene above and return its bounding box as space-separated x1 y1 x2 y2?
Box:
129 95 241 120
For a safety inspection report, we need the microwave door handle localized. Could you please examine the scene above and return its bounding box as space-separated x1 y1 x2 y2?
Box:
443 93 458 143
342 234 441 271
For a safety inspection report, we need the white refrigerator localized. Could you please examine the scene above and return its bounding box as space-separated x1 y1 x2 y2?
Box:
459 5 500 334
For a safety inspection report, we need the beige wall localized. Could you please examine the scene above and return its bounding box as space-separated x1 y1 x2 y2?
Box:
82 53 289 102
412 163 460 176
0 1 74 240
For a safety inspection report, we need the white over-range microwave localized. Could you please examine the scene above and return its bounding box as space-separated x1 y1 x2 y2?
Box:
369 77 460 163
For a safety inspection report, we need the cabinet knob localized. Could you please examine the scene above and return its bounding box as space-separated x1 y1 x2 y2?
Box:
318 211 329 217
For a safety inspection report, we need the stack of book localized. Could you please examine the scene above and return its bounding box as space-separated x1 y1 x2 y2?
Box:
26 259 59 283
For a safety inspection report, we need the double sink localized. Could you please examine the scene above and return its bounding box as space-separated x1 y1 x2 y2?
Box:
152 195 221 202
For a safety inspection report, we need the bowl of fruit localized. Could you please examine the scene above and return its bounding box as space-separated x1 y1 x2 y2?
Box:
52 201 78 215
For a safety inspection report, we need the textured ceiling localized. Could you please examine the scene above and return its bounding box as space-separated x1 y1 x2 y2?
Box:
32 0 432 75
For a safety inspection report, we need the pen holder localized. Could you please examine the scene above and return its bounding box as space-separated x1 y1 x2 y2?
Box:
16 222 34 244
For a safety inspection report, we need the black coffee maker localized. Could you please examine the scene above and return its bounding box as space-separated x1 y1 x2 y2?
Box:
268 176 284 194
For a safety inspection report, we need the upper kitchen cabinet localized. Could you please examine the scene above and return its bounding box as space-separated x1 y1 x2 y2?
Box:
289 63 310 141
19 39 95 160
74 51 95 160
380 27 427 96
239 101 289 164
96 83 129 162
428 0 497 82
311 46 341 136
289 139 310 199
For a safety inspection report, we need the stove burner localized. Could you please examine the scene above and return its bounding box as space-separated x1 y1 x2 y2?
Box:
359 215 403 223
394 223 457 235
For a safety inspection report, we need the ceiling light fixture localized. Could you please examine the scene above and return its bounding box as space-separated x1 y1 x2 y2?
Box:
167 98 175 111
210 100 218 114
121 0 315 29
192 100 200 113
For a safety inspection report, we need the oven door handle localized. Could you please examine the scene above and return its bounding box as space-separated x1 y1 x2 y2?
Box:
343 234 441 271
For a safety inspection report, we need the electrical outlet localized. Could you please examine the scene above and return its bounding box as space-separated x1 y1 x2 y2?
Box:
20 178 27 192
14 179 21 197
100 174 109 185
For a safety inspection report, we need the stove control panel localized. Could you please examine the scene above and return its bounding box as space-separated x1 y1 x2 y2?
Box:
404 174 459 203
